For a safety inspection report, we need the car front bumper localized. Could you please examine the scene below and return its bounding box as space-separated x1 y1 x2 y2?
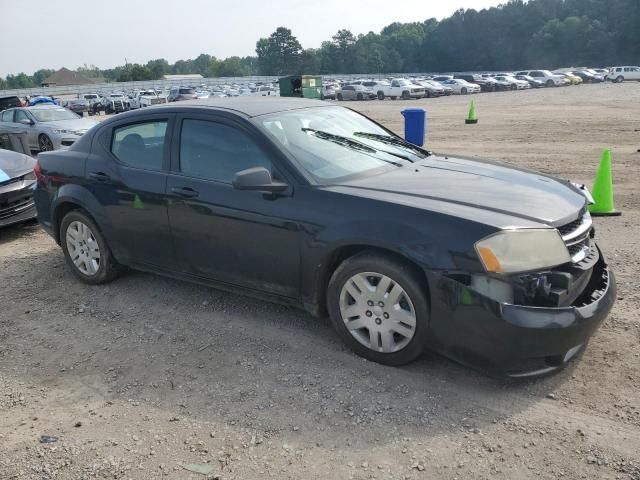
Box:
0 183 37 228
426 247 615 378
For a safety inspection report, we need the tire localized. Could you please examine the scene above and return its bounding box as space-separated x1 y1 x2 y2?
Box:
320 94 325 100
616 76 624 83
425 90 431 98
461 87 468 94
357 93 363 101
327 251 429 366
60 210 122 285
402 90 410 100
38 134 54 152
337 93 343 101
377 91 385 100
546 80 554 87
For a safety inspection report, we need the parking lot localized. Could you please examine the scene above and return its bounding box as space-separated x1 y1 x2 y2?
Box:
1 83 639 479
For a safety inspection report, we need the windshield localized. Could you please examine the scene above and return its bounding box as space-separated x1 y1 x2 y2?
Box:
256 106 425 183
30 108 79 122
179 88 194 94
397 79 412 86
84 94 98 99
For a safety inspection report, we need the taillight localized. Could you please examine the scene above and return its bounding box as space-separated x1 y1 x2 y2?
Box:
34 160 46 186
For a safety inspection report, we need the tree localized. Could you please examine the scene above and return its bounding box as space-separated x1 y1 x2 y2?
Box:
256 27 303 75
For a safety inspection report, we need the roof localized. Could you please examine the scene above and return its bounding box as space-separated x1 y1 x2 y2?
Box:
167 97 329 117
42 67 98 86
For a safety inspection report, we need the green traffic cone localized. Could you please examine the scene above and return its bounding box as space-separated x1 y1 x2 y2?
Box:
588 149 621 217
465 99 478 124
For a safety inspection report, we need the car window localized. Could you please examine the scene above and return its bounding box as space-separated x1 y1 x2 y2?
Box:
111 120 168 171
179 119 271 183
0 110 14 122
14 110 30 123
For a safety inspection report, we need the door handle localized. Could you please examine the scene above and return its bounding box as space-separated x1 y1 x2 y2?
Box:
88 171 110 181
171 186 199 198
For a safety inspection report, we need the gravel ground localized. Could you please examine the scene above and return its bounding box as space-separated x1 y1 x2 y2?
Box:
1 83 639 480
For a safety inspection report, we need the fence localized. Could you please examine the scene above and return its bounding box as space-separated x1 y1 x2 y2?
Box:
0 73 435 98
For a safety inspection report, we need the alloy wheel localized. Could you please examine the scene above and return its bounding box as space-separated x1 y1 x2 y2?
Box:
339 272 416 353
39 135 53 152
66 220 101 276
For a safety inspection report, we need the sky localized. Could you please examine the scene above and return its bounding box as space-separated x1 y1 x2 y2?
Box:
0 0 503 76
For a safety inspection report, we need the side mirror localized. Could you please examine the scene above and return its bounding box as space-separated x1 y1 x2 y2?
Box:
19 118 33 126
232 167 288 193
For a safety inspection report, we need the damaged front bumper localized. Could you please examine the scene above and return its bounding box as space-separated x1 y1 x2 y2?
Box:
427 245 615 378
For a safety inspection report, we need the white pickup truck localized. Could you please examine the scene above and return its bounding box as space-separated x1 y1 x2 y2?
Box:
371 78 425 100
129 90 168 109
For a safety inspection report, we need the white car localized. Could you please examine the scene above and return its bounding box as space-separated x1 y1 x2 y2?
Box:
493 75 530 90
439 79 480 95
130 90 168 109
375 78 425 100
608 66 640 83
516 70 566 87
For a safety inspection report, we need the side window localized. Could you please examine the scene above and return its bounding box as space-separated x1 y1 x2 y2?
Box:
391 80 399 87
1 110 13 122
179 119 271 183
14 110 29 123
111 120 167 171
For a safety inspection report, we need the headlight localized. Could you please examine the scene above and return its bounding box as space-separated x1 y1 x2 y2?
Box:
53 128 72 134
23 171 36 180
475 229 570 274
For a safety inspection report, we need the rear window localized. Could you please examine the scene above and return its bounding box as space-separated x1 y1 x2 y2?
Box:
179 88 194 94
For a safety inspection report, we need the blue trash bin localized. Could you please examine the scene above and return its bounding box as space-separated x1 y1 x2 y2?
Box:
401 108 426 146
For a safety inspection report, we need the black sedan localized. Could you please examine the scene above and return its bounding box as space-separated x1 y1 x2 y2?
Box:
32 98 615 377
0 148 37 227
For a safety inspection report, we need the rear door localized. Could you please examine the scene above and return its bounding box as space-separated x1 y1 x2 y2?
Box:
165 112 300 298
86 113 177 270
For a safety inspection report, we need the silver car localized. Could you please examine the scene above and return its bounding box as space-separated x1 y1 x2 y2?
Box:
0 105 98 152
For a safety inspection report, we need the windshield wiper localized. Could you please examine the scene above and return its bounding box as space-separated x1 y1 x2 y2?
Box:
301 128 402 167
352 132 430 160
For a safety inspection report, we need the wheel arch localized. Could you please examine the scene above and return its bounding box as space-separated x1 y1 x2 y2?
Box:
311 243 431 318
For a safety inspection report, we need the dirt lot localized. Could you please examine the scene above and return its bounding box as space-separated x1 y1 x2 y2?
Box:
1 83 639 480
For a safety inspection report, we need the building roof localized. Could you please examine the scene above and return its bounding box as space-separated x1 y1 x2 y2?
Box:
42 68 98 87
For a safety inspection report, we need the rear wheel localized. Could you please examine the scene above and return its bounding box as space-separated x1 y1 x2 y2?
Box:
402 90 410 100
377 91 385 100
327 252 428 366
615 75 624 83
38 134 54 152
546 80 554 87
337 93 343 101
461 87 468 94
60 210 122 285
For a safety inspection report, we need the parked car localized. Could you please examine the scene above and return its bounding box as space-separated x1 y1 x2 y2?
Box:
96 93 130 114
493 75 529 90
439 79 481 94
32 97 615 377
0 148 37 227
571 70 602 83
514 75 545 88
0 105 98 152
252 85 280 97
376 79 425 100
454 74 497 92
555 72 582 85
130 90 169 108
0 96 23 112
516 70 566 87
168 86 197 102
63 98 90 116
482 75 513 91
413 80 445 97
608 66 640 83
321 84 338 100
337 85 376 101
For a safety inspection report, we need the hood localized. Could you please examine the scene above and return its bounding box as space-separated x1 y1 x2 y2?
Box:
327 155 586 228
0 149 35 179
44 118 98 131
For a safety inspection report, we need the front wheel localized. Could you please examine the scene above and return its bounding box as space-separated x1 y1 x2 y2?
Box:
616 76 624 83
357 93 363 101
461 87 468 94
38 134 54 152
337 93 343 101
377 91 385 100
327 252 428 366
402 91 410 100
60 210 122 285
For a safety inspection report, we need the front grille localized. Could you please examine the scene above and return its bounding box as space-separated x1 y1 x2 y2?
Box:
558 210 593 263
0 192 34 220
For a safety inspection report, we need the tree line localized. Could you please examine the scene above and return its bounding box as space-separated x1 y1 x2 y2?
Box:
1 0 638 90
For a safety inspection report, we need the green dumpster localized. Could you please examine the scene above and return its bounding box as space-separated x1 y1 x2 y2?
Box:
279 75 322 99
